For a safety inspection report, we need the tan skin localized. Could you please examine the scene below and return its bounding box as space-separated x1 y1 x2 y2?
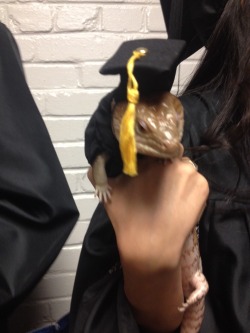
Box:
88 157 209 333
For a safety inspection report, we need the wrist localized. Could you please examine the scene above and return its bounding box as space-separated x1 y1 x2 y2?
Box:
122 264 183 333
117 229 186 275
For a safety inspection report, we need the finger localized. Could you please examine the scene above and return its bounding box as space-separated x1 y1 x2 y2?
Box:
181 157 198 171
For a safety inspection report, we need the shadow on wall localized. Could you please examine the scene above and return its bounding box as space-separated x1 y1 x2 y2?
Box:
8 296 71 333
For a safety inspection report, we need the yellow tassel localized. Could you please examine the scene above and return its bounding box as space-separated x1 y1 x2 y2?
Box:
119 48 147 176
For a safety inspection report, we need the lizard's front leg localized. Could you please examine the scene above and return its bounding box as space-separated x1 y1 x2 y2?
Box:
178 268 209 312
92 153 111 202
178 230 209 333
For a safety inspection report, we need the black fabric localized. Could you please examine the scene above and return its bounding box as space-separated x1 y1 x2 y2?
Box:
69 204 120 332
71 90 250 333
84 89 122 176
0 22 79 318
160 0 228 59
163 0 183 39
72 269 140 333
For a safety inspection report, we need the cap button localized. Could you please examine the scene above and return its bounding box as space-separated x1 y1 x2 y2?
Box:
135 47 148 55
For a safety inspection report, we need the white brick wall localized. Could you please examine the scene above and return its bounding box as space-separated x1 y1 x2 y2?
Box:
0 1 203 332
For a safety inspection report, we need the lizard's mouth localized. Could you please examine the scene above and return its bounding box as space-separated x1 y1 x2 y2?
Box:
136 141 183 159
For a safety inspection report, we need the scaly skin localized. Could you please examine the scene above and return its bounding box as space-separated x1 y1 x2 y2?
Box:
178 230 209 333
91 92 209 332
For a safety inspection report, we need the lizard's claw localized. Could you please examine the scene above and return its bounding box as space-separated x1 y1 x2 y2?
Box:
178 270 209 313
95 184 112 203
178 302 189 312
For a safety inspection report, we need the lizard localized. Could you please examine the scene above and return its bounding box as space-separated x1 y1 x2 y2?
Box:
91 90 209 333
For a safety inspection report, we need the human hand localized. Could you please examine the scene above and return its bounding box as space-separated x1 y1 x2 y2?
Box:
88 157 209 273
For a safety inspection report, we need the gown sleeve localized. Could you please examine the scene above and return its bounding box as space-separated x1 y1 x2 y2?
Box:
84 89 123 178
0 23 79 319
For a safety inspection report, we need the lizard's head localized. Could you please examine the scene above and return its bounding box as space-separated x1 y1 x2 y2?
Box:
112 91 184 160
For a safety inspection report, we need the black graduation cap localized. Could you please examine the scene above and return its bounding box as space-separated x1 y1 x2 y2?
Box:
100 38 186 98
160 0 228 59
97 38 186 176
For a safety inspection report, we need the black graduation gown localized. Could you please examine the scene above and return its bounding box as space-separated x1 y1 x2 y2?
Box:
69 90 250 333
0 22 79 323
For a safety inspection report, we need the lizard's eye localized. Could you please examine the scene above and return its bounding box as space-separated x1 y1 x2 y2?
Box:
137 120 148 133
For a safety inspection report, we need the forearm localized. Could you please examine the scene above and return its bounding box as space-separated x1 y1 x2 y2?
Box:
122 259 184 333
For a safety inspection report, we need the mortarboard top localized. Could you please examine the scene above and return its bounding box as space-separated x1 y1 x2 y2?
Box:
99 38 186 176
100 38 186 97
160 0 228 59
